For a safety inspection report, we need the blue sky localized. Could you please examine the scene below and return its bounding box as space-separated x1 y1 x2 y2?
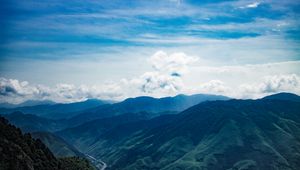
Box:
0 0 300 103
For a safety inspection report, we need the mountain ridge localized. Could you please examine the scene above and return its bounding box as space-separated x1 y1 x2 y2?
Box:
67 93 230 126
262 92 300 102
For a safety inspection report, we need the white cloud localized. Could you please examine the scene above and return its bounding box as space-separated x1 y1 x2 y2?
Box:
119 51 197 97
2 73 300 104
239 2 261 9
198 80 230 94
186 18 295 35
0 78 51 103
246 2 260 8
0 77 124 104
260 74 300 93
238 74 300 98
149 50 197 76
187 74 300 99
139 72 183 93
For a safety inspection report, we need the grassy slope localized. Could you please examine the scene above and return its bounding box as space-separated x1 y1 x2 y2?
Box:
31 131 84 158
74 99 300 170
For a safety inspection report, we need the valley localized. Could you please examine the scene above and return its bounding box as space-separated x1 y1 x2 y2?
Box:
85 154 107 170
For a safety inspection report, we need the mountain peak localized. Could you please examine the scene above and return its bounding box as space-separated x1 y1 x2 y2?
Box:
262 92 300 102
121 96 157 104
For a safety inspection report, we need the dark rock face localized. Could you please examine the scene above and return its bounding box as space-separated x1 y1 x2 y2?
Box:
0 117 95 170
0 117 60 170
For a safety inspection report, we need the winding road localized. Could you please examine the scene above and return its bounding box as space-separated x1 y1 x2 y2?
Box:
85 154 107 170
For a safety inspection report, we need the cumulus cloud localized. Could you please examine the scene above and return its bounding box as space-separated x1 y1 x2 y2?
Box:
191 74 300 99
139 72 183 93
260 74 300 93
0 78 50 103
0 77 124 104
188 74 300 99
198 80 230 94
239 74 300 98
149 51 197 77
119 51 196 97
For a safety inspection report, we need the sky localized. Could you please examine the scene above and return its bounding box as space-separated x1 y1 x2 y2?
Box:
0 0 300 103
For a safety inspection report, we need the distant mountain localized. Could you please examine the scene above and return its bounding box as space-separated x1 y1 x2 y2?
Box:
0 116 95 170
18 100 56 107
2 111 67 132
262 92 300 102
68 94 230 126
0 98 109 119
31 131 84 158
0 100 56 108
119 94 230 113
66 99 300 170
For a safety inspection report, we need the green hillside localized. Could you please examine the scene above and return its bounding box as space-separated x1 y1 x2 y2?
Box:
60 99 300 170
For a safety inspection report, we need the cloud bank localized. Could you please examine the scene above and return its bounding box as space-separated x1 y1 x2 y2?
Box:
1 51 299 104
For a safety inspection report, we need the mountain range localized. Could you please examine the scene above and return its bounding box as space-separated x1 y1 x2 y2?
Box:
0 100 56 108
1 93 230 127
0 99 110 119
67 94 230 126
57 93 300 170
1 92 300 170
